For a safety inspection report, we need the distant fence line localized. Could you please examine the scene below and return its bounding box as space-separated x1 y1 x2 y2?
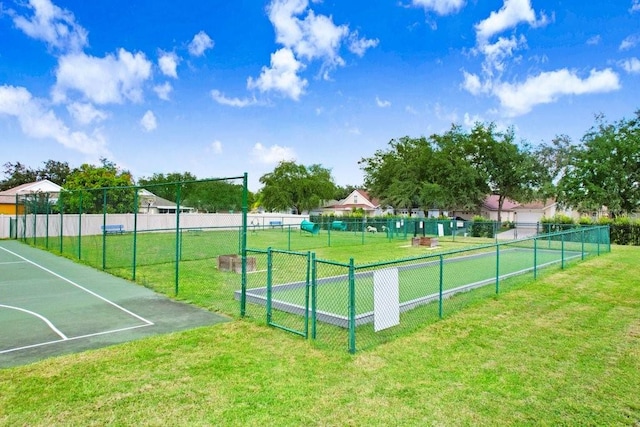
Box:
4 213 307 239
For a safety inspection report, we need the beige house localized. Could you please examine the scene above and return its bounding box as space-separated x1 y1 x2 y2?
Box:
320 189 391 217
138 189 194 214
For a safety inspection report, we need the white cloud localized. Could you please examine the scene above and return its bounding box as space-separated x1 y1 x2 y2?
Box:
475 0 549 44
268 0 348 71
619 34 640 51
52 49 153 104
405 105 418 115
620 57 640 74
375 96 391 107
631 0 640 13
433 102 458 123
411 0 466 15
586 35 601 46
7 0 88 52
493 68 621 116
250 142 297 164
479 35 526 75
348 31 379 57
158 52 179 78
247 48 308 100
210 140 223 154
66 102 108 125
211 89 259 107
153 82 173 101
140 110 157 132
256 0 377 95
461 71 485 95
0 85 109 156
188 31 214 57
463 112 483 127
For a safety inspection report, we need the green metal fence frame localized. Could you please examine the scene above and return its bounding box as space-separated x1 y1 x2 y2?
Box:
244 225 610 354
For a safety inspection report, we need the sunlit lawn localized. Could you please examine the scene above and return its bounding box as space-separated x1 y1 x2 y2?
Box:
1 245 638 426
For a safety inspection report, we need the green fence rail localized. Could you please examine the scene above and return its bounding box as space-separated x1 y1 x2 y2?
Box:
242 225 610 353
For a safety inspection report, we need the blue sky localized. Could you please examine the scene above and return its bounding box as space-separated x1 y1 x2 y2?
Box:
1 0 639 191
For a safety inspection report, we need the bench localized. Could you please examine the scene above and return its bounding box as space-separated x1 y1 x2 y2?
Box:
269 220 283 229
101 224 124 234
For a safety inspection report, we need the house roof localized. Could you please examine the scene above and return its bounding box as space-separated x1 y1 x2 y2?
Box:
482 195 520 211
138 189 193 210
514 199 556 210
0 180 63 205
323 189 380 211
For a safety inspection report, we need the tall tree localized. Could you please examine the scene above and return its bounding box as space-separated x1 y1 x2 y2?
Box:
360 129 487 216
259 161 336 214
0 162 38 190
558 112 640 217
138 172 198 203
465 123 545 222
62 158 134 214
36 160 72 185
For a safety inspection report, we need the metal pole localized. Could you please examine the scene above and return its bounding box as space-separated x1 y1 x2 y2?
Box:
102 189 107 270
439 254 444 318
348 257 356 354
133 188 138 281
174 183 181 295
240 172 248 317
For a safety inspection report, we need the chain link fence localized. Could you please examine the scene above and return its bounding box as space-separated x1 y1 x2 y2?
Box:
15 176 249 315
242 225 610 353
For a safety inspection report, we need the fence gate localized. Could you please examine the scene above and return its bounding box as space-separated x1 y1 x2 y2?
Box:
265 249 312 337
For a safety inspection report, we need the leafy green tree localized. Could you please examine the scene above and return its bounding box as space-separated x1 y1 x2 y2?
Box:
558 112 640 217
360 129 487 216
137 172 198 202
259 161 336 214
36 160 72 185
1 160 73 190
360 136 435 213
62 158 134 214
465 123 545 222
0 162 38 190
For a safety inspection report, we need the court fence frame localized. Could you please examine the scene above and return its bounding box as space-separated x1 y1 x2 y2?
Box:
13 175 250 299
241 225 611 353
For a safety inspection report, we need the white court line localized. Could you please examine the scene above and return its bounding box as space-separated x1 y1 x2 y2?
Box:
0 304 67 339
0 261 28 266
0 246 154 327
0 323 152 354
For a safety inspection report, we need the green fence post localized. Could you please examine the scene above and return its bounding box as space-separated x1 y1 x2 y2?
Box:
495 243 500 294
533 238 538 279
102 189 107 270
266 247 273 325
581 228 585 261
348 257 356 354
78 192 83 260
439 254 444 319
240 172 248 317
59 201 64 253
132 188 138 281
561 233 565 269
311 252 317 340
304 251 311 338
288 225 291 251
45 193 49 249
174 183 181 295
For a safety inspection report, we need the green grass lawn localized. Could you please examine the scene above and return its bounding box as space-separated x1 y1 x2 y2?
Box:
1 245 638 425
